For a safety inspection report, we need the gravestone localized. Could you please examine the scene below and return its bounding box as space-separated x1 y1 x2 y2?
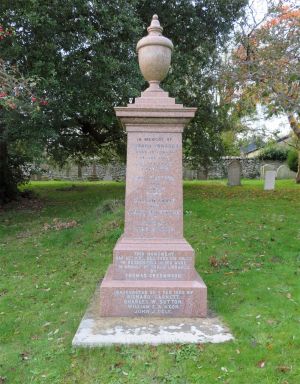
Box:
78 165 82 179
99 15 207 318
88 162 99 181
260 163 276 179
276 164 296 179
264 170 276 190
227 160 241 186
103 165 113 181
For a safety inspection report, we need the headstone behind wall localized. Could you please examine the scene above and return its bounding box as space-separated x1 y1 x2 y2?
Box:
88 163 99 180
264 171 276 190
183 168 197 180
261 164 276 179
276 164 296 179
227 160 241 186
103 165 113 181
78 165 82 179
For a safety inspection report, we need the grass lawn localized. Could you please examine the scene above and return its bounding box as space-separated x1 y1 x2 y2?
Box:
0 179 300 384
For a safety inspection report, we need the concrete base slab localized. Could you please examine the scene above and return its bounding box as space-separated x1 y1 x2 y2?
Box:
72 284 233 346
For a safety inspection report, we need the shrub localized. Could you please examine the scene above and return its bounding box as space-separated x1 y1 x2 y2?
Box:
287 150 298 172
258 146 289 161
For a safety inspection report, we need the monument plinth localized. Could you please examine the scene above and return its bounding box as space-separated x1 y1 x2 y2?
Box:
99 15 207 317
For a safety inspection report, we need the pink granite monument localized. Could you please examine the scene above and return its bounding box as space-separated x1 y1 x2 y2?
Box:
99 15 207 317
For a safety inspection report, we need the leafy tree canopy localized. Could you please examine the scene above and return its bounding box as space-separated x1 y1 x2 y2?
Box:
221 1 300 181
0 0 247 202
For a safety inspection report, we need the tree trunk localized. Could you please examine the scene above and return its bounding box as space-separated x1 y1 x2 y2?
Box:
288 115 300 184
0 121 18 204
296 150 300 184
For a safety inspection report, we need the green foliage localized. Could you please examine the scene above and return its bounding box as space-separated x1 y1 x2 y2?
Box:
0 0 247 175
1 180 300 383
221 3 300 157
221 130 241 156
287 149 298 172
258 145 288 161
0 59 49 203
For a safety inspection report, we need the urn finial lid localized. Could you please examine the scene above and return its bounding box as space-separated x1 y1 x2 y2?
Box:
147 14 163 35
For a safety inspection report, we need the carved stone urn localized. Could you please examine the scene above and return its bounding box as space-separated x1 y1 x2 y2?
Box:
136 15 174 90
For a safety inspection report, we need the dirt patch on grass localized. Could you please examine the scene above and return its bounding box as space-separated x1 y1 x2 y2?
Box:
0 192 43 213
55 184 87 192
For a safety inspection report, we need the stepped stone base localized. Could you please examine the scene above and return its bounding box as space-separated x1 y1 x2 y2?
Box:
72 284 232 346
112 237 195 281
99 265 207 317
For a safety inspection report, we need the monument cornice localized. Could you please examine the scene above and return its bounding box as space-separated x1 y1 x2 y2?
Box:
115 106 197 129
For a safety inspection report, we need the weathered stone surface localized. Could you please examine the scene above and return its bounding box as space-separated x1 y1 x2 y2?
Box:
227 160 242 186
124 132 183 239
112 238 195 281
261 163 276 180
98 85 206 317
100 265 207 317
276 164 296 179
72 285 233 346
264 170 276 190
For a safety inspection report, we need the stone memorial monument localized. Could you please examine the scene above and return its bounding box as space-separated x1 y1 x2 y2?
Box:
99 15 207 318
227 160 242 186
264 170 276 190
72 15 237 346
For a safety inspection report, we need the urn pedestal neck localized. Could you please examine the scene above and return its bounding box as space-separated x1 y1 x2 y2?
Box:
136 15 174 91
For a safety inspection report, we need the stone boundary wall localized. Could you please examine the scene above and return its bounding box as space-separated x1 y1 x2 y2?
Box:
32 157 286 181
32 162 126 181
184 157 284 180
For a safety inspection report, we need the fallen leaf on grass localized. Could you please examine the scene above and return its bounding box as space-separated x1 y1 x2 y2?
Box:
53 219 77 230
20 351 30 361
43 223 51 231
209 256 229 268
210 256 219 268
257 360 265 368
43 219 78 231
267 319 276 325
0 377 6 384
42 322 51 327
0 289 8 297
277 365 291 373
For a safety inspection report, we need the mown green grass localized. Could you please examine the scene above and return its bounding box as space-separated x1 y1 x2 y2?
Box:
0 180 299 384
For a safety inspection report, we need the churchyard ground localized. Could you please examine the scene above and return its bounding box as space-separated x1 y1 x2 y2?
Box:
0 180 299 383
